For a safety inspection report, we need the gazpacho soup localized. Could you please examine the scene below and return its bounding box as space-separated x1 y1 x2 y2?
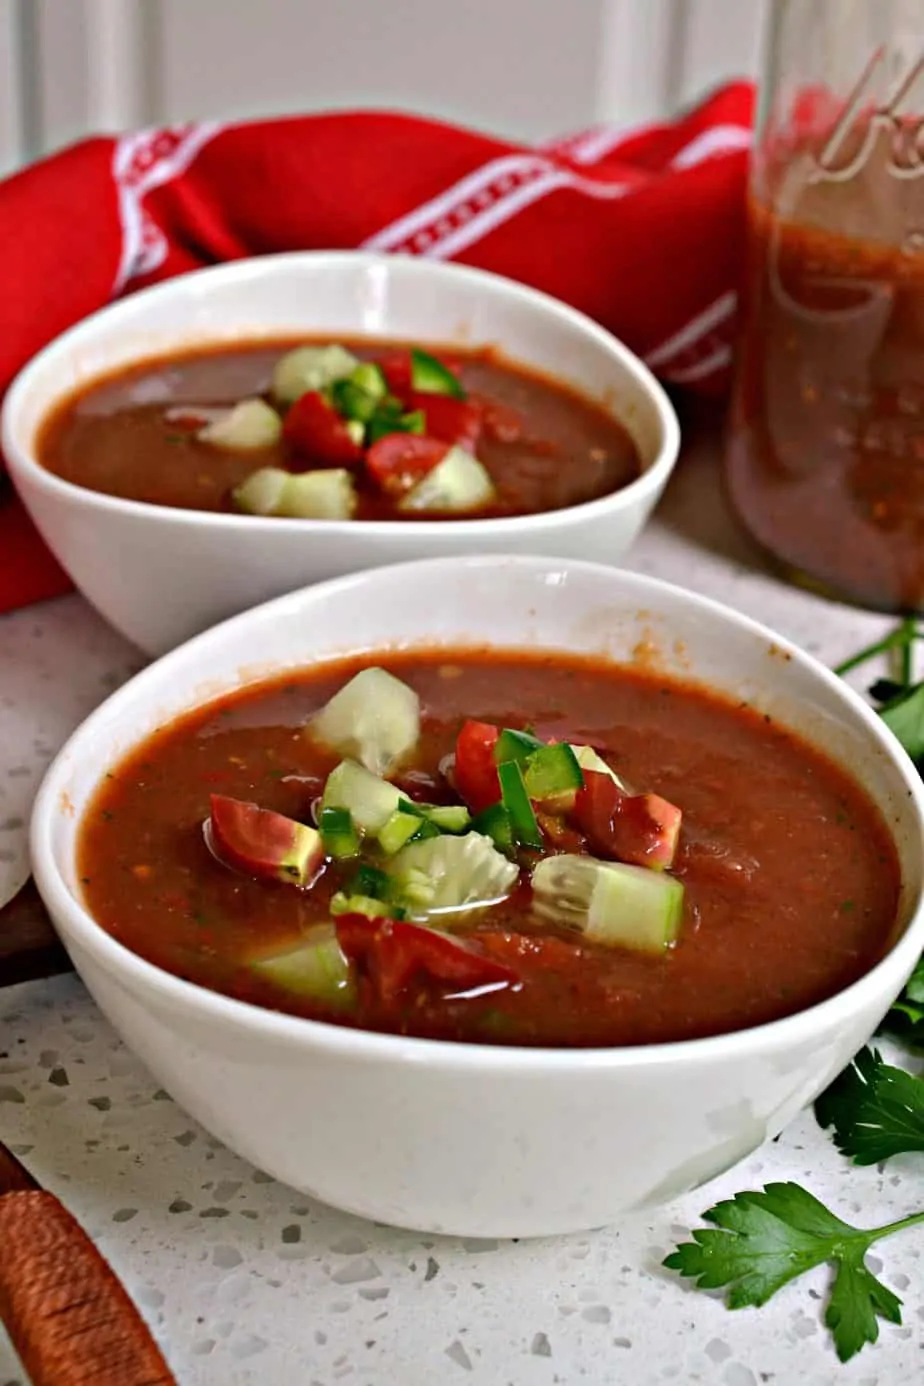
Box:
78 649 901 1048
38 340 642 521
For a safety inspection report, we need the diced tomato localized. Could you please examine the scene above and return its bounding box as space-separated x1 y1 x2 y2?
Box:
571 771 621 854
571 771 682 870
334 914 520 1003
377 350 464 404
207 794 323 886
282 391 363 466
406 392 482 450
452 720 501 813
479 399 524 444
377 350 413 401
365 434 447 498
536 811 586 855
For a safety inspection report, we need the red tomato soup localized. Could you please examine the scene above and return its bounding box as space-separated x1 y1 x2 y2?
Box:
78 650 900 1048
38 339 641 522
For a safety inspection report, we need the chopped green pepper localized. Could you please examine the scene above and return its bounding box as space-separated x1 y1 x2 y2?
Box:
330 361 389 426
471 802 515 853
318 806 361 860
351 863 393 900
495 728 544 766
377 807 425 855
410 348 465 399
497 760 542 848
366 403 425 445
424 804 471 833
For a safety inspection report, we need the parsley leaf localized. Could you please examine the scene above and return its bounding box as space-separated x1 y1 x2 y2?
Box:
815 1047 924 1164
883 906 924 1046
878 683 924 761
906 956 924 1006
824 1247 903 1362
664 1182 923 1362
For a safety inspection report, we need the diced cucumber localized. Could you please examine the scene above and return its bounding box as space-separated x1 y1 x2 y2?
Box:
378 806 427 855
523 742 617 814
523 743 583 802
330 892 396 920
233 466 287 515
309 667 421 777
198 398 282 450
352 362 388 398
495 728 544 766
399 446 495 513
331 364 388 423
379 800 469 853
410 348 465 398
321 760 402 836
318 806 361 860
250 924 355 1006
424 804 471 833
331 379 376 424
571 745 628 791
531 854 684 954
271 344 359 405
497 760 542 848
233 466 356 520
386 831 518 920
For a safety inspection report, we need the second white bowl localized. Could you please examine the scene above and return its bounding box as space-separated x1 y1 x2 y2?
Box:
2 252 679 654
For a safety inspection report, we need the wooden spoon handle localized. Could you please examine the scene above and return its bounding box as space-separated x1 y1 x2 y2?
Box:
0 1190 176 1385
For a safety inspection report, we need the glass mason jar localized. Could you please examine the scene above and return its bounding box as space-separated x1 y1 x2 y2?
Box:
725 0 924 611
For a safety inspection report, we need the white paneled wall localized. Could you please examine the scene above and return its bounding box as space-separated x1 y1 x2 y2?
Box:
0 0 764 176
0 0 26 171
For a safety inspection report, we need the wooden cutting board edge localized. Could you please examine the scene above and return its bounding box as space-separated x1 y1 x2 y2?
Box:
0 880 71 988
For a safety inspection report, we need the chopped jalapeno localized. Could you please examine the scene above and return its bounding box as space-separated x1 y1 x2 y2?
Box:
410 347 465 399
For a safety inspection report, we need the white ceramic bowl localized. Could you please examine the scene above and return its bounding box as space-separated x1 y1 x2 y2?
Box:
2 252 679 656
31 555 924 1238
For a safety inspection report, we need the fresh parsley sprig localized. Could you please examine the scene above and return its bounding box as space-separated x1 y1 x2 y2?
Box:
665 619 924 1362
815 1046 924 1164
888 958 924 1044
834 616 924 763
664 1182 924 1362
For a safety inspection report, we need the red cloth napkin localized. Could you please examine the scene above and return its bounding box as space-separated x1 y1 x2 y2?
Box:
0 80 754 617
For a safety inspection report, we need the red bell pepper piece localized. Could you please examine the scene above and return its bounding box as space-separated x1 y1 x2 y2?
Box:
452 720 501 813
283 390 363 466
406 391 482 450
334 914 520 1003
365 434 447 498
571 771 682 870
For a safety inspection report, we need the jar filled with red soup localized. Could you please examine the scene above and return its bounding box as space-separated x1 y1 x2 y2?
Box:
726 0 924 611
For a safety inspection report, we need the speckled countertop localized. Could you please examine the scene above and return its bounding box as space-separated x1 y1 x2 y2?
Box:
1 438 922 1386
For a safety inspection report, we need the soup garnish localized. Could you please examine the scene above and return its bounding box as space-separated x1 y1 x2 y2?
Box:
39 341 641 522
78 648 900 1048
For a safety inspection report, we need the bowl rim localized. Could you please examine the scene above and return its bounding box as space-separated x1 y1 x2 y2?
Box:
1 249 680 539
30 553 924 1075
